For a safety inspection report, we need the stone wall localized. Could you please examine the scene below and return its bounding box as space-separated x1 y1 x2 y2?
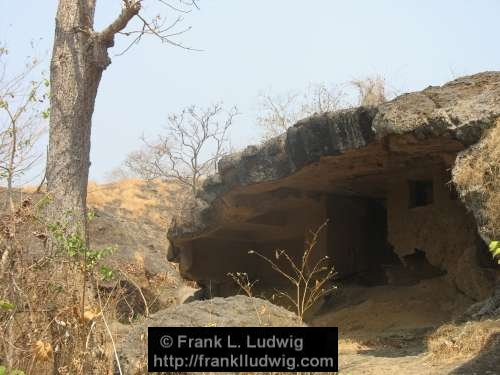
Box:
387 165 495 300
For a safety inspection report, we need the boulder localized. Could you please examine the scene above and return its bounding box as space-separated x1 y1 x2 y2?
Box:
117 295 302 374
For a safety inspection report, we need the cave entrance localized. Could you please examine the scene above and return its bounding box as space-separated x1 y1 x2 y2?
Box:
326 196 399 286
182 150 490 303
198 162 475 295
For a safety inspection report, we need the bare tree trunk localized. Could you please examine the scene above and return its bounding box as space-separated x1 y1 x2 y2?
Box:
47 2 109 373
7 117 16 212
47 0 108 233
48 0 140 233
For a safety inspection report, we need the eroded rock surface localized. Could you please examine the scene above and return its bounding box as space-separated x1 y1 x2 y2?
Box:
168 72 500 302
117 295 302 374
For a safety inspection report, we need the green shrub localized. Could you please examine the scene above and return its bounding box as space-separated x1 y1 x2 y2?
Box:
489 240 500 264
0 365 25 375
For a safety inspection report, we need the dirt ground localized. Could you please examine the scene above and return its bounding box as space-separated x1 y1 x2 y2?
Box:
311 277 500 374
335 334 500 374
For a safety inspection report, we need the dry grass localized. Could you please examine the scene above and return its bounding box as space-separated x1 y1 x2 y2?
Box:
87 178 185 227
6 178 186 228
0 180 195 374
0 198 114 374
0 193 168 374
427 319 500 361
238 221 337 321
453 118 500 238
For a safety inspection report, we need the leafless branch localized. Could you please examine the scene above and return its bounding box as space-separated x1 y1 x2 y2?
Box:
103 0 201 56
124 103 238 197
0 47 47 209
257 83 346 140
158 0 193 13
99 1 142 42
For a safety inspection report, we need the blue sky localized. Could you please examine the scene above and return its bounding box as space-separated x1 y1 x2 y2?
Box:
1 0 499 182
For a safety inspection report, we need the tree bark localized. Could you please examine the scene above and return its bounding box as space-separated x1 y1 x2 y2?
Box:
48 0 139 234
47 4 113 369
46 1 140 372
47 0 108 233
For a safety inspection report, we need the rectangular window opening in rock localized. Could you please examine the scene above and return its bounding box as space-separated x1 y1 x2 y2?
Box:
408 180 434 208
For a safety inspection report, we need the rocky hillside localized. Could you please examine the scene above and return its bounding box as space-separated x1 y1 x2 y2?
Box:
0 180 192 323
86 179 193 320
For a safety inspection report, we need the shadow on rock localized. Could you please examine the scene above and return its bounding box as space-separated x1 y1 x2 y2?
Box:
450 333 500 375
356 335 428 359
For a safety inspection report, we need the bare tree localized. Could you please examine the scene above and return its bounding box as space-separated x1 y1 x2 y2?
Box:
351 75 387 106
47 0 199 234
125 103 237 196
0 46 47 211
257 91 300 139
301 82 346 114
103 165 133 182
257 82 345 139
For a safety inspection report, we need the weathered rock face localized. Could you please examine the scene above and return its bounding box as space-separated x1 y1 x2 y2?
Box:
453 119 500 241
117 295 302 374
168 72 500 302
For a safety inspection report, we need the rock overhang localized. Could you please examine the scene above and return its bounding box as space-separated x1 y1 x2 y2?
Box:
169 72 500 243
167 72 500 298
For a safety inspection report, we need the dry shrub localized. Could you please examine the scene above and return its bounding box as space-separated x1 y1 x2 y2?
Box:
427 319 500 361
245 221 337 320
0 198 116 374
453 118 500 238
351 75 387 106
